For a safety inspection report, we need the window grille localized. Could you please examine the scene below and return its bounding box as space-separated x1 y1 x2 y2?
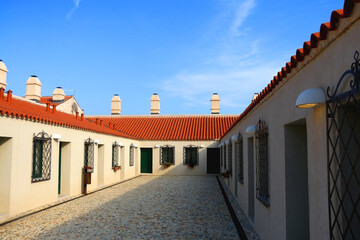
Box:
228 142 232 173
326 51 360 239
84 138 94 173
112 142 120 168
237 133 244 183
224 145 227 169
255 119 270 207
220 145 223 167
183 145 199 166
129 145 135 166
32 131 52 182
160 145 175 165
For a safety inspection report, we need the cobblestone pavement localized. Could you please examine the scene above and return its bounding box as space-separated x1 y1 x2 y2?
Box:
0 176 241 240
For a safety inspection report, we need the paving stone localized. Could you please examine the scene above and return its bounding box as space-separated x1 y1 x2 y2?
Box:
0 176 250 239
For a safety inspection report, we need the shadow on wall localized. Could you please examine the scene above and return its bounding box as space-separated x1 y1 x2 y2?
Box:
18 176 235 239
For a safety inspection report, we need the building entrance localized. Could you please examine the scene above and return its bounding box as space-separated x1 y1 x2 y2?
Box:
141 148 152 173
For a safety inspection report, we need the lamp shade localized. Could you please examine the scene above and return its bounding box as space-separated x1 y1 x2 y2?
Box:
231 134 239 141
52 134 61 140
246 124 256 134
296 88 325 108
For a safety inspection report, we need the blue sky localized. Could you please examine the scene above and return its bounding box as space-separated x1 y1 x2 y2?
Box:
0 0 341 115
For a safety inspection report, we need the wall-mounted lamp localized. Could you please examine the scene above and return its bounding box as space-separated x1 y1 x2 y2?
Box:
154 144 160 148
296 87 325 108
231 134 238 141
53 134 62 140
94 139 101 144
246 124 256 134
199 145 205 148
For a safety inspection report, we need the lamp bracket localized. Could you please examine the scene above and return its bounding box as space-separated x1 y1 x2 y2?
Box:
327 51 360 100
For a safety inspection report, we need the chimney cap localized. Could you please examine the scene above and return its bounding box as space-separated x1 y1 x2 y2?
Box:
114 94 118 96
0 60 8 72
153 93 158 95
26 75 42 85
213 93 218 95
56 86 62 89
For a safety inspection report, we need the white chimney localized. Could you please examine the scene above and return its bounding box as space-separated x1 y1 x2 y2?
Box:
211 93 220 114
52 87 65 102
25 75 42 102
0 60 8 90
252 93 259 101
111 94 121 115
150 93 160 114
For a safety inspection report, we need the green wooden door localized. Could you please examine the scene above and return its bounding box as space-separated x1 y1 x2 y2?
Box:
141 148 152 173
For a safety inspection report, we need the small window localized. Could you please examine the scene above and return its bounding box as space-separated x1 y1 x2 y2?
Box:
112 142 120 168
237 133 244 184
129 145 135 166
183 145 199 166
160 145 175 165
220 145 223 167
224 145 227 169
256 120 269 207
32 131 52 182
228 142 232 174
84 138 94 173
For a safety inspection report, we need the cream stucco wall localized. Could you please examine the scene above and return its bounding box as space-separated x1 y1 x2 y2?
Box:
139 140 219 176
0 115 140 219
221 9 360 240
56 97 84 115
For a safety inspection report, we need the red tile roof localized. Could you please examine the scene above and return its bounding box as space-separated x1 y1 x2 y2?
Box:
87 115 239 141
40 96 73 106
222 0 360 138
0 89 138 139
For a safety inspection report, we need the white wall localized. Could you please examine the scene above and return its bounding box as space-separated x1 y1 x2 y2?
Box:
0 116 140 218
221 9 360 240
140 140 218 175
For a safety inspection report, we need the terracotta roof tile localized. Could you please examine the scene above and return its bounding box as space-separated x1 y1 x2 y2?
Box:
0 90 137 139
87 115 239 141
40 96 73 106
222 0 360 139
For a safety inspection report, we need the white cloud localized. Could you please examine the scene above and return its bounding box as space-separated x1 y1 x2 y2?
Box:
230 0 256 36
160 0 282 112
66 0 83 20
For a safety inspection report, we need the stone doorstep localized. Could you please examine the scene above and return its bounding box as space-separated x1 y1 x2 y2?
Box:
0 175 140 226
219 177 260 240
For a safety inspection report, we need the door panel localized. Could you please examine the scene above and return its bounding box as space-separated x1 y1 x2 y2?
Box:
207 148 220 174
141 148 153 173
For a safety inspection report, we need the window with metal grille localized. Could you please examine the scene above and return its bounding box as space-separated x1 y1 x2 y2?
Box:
237 133 244 183
160 145 174 165
112 142 120 168
228 142 232 173
220 145 223 167
224 145 227 169
255 120 269 207
32 131 52 182
327 51 360 240
129 145 135 166
84 138 94 173
183 145 198 166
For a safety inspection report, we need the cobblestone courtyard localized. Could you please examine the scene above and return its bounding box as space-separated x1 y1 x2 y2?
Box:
0 176 253 239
